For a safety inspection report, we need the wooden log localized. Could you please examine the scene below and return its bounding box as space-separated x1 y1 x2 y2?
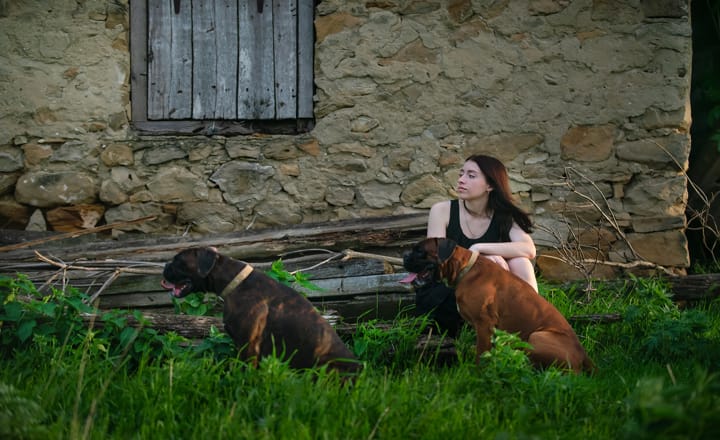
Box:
93 273 413 309
296 273 413 298
4 252 408 307
82 312 225 339
667 273 720 301
78 308 625 342
0 212 427 263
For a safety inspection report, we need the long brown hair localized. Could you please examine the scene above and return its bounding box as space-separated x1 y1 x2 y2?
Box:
466 154 533 240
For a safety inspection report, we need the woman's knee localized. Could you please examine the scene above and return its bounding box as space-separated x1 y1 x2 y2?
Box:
507 257 532 272
507 257 538 292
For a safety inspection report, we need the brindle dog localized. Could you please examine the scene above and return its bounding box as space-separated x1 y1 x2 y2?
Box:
161 247 362 378
403 238 595 374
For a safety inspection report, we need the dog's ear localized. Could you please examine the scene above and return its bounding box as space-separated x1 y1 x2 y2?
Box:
437 238 456 261
197 247 218 277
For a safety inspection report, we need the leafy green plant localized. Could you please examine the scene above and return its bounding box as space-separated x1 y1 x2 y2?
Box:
479 329 533 373
171 292 220 316
266 259 321 292
169 259 322 316
192 325 237 359
0 274 93 350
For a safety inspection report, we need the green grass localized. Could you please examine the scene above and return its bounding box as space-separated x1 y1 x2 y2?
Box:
1 274 719 439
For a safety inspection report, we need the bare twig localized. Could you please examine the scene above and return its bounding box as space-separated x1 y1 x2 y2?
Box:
33 251 163 304
650 140 719 266
538 254 676 276
563 167 641 259
342 249 403 266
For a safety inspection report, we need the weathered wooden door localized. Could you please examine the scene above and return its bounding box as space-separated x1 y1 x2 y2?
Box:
131 0 314 134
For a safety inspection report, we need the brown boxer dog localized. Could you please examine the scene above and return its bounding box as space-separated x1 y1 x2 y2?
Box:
403 238 595 374
161 247 362 378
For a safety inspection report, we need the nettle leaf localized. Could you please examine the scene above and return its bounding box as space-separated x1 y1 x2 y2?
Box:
38 302 57 318
0 302 24 322
17 319 37 342
293 272 322 292
132 310 150 326
118 327 137 349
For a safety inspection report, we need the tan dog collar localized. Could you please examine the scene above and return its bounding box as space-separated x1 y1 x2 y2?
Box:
220 264 254 298
455 251 479 284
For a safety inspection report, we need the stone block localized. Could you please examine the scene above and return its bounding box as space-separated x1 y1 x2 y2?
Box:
146 167 208 203
101 143 134 166
99 180 128 205
210 161 275 206
400 175 446 207
177 202 242 234
358 182 402 208
560 125 615 162
623 175 687 217
0 173 19 196
104 203 174 233
641 0 688 18
142 146 186 165
616 134 690 169
15 171 97 208
536 249 618 283
0 200 31 229
465 133 544 164
0 146 23 172
46 204 105 232
21 143 53 166
326 186 356 207
631 215 686 233
626 230 689 267
315 12 365 43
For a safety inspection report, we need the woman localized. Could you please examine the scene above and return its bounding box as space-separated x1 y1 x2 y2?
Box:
416 154 538 336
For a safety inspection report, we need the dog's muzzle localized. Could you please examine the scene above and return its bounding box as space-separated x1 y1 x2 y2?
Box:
401 250 438 288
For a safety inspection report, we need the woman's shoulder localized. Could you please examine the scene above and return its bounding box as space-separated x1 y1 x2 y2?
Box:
430 200 452 211
429 200 456 218
427 200 453 237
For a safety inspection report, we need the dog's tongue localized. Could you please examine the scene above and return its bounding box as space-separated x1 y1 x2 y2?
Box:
160 279 184 297
398 273 417 284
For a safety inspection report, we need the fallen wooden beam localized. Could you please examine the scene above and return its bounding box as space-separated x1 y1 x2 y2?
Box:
0 213 427 264
74 310 625 342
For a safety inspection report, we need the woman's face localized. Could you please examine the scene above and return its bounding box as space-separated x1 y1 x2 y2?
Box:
456 160 492 199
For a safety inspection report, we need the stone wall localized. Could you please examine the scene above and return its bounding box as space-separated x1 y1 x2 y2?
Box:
0 0 693 280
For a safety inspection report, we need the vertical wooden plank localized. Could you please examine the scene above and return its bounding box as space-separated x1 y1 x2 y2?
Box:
214 0 239 119
169 0 192 119
147 0 172 119
129 0 148 122
273 0 298 119
148 0 192 119
297 0 314 118
238 0 275 119
193 0 217 119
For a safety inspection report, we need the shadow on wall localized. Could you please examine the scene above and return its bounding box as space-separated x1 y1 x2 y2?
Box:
688 0 720 267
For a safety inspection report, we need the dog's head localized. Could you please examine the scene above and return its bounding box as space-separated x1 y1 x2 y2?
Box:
401 238 457 287
160 247 219 298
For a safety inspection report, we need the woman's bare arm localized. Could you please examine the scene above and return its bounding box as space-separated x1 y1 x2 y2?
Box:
426 200 451 238
468 223 536 259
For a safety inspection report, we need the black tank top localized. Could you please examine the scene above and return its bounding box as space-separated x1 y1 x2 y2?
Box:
447 199 505 249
